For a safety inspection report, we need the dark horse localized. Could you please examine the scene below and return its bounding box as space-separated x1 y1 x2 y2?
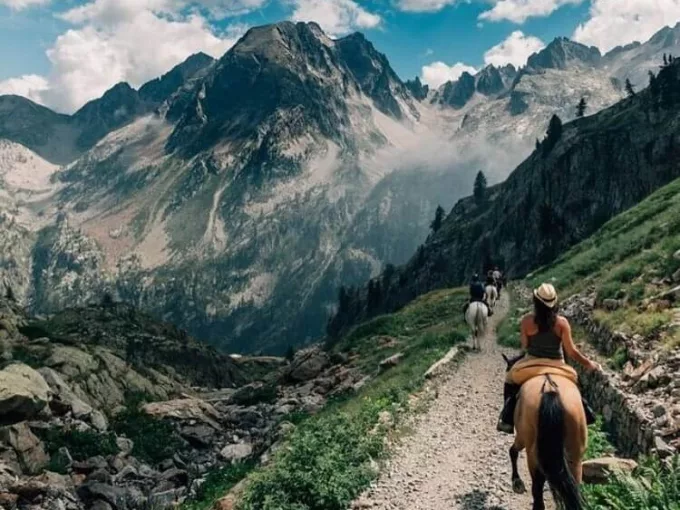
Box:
502 354 586 510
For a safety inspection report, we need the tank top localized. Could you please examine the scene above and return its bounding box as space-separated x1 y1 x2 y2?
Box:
527 329 563 360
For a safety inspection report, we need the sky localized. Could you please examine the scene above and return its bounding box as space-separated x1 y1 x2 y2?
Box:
1 0 679 114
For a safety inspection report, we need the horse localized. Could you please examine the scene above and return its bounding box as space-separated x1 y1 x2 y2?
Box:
502 354 587 510
465 301 488 351
485 284 498 310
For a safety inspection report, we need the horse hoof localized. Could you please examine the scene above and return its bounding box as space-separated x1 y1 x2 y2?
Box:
512 478 526 494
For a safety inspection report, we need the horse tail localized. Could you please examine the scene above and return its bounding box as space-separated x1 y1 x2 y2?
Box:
537 391 583 510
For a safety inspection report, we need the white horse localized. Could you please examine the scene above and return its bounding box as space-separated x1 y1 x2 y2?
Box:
465 301 488 351
485 284 498 310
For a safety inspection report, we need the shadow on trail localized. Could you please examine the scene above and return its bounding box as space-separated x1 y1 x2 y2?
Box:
456 490 508 510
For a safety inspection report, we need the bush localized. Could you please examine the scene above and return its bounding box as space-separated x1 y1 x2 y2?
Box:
111 406 182 465
585 417 616 460
39 428 119 463
182 461 255 510
584 456 680 509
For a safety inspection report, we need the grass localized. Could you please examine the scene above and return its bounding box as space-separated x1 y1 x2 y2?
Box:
530 177 680 345
182 288 470 510
497 289 525 349
182 462 255 510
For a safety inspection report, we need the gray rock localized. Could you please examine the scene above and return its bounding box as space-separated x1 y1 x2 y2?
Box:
379 353 404 371
39 367 93 419
0 423 49 475
0 364 51 425
284 347 330 383
77 483 127 510
580 457 638 484
220 443 253 463
90 410 108 432
115 437 133 456
180 424 215 448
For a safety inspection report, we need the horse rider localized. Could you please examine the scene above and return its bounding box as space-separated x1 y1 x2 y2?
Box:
492 266 503 293
465 273 492 317
497 283 599 433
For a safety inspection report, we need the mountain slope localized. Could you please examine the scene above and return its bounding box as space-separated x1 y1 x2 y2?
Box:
329 59 680 336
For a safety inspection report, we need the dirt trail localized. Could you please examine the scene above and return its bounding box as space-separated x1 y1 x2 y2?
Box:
354 294 556 510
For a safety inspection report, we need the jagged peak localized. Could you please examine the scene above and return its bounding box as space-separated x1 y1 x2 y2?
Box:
526 36 601 71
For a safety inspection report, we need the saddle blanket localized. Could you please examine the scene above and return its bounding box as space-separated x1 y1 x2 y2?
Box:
506 357 578 386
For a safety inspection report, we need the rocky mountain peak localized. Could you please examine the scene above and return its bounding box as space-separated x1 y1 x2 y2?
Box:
436 71 476 108
648 22 680 48
138 52 215 104
527 36 602 71
405 76 429 100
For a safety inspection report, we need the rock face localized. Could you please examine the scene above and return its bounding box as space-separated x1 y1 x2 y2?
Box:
0 364 50 425
330 60 680 335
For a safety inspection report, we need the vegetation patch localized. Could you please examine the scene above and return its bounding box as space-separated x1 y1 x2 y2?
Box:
182 462 255 510
496 289 524 349
39 428 119 472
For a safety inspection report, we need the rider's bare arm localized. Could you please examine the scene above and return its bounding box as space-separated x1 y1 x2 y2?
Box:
520 316 530 351
559 318 600 371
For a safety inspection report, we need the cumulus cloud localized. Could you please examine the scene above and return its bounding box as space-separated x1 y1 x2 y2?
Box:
421 62 477 89
395 0 456 12
2 0 247 113
0 0 50 9
479 0 583 24
0 74 50 103
484 30 545 67
573 0 680 53
290 0 381 37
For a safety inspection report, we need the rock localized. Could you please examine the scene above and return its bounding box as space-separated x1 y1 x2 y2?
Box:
652 404 667 418
229 382 277 406
72 456 108 474
91 501 114 510
672 268 680 283
283 347 330 382
143 399 222 429
161 467 189 487
77 482 127 509
582 457 638 484
0 364 51 425
425 347 459 379
38 367 93 419
115 437 134 456
602 299 622 311
0 493 18 509
653 436 675 459
379 353 404 371
220 443 253 463
180 424 215 448
90 410 108 431
674 249 680 261
0 423 49 475
639 367 671 389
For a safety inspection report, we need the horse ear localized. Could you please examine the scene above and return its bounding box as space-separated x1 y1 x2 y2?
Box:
502 353 509 363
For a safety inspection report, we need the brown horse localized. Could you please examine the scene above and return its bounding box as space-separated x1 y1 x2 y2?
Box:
502 354 587 510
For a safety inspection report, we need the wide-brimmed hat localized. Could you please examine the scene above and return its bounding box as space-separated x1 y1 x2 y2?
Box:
534 283 558 308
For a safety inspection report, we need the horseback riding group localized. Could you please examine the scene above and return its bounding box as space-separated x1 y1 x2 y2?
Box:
463 268 602 510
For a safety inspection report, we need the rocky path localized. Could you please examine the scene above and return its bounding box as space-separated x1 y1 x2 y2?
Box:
354 294 555 510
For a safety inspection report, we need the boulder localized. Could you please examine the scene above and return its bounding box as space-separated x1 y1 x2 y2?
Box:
77 482 128 510
180 424 215 448
0 423 49 475
582 457 638 484
142 398 221 429
229 382 277 406
220 443 253 463
283 347 330 383
39 367 93 419
379 353 404 371
602 299 622 311
0 364 51 425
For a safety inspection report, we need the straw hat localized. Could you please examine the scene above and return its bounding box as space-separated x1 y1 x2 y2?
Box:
534 283 558 308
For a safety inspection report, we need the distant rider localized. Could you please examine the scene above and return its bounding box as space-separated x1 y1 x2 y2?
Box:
466 274 491 317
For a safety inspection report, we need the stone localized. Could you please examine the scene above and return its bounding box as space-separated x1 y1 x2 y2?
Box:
115 437 134 456
379 353 404 371
38 367 93 419
90 410 108 432
220 443 253 463
77 482 127 510
602 299 622 311
652 404 667 418
0 364 51 425
673 268 680 283
142 399 221 429
0 423 49 475
582 457 638 484
72 456 108 474
653 436 675 459
229 382 277 406
180 424 215 448
161 467 189 487
283 347 330 382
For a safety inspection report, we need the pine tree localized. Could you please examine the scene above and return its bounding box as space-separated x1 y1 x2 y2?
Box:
543 114 563 156
430 205 445 232
663 53 668 67
576 97 587 118
625 79 636 97
338 285 350 313
285 345 295 361
535 138 541 151
4 284 15 302
473 171 488 205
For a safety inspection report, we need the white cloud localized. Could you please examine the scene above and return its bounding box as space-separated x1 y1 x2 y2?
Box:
421 61 477 89
479 0 583 24
290 0 381 37
1 0 247 113
484 30 545 67
0 74 50 103
0 0 50 9
395 0 456 12
574 0 680 53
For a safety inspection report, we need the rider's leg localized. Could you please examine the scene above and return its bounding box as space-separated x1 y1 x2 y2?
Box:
497 382 520 434
581 396 596 425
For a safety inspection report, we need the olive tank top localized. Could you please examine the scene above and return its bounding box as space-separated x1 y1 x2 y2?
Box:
527 330 563 360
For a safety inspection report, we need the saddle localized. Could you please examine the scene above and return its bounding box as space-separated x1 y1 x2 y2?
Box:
506 357 578 386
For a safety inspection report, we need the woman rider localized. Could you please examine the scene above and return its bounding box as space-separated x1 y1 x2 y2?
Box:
497 283 601 434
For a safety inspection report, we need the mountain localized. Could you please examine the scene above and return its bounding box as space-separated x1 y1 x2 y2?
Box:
2 22 680 355
329 59 680 336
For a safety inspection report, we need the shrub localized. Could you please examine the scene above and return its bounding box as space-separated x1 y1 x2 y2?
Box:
584 456 680 509
39 428 119 462
585 417 615 460
111 406 182 465
182 462 255 510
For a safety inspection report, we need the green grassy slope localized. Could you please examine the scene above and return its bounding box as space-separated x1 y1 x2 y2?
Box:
529 176 680 348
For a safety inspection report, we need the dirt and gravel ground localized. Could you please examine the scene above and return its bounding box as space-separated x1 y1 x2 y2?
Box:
354 295 556 510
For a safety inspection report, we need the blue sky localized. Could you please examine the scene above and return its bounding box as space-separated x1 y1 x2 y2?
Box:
0 0 678 113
